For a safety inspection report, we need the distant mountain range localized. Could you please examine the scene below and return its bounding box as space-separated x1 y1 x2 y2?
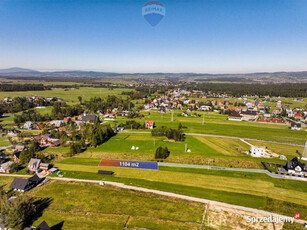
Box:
0 67 306 83
0 67 40 74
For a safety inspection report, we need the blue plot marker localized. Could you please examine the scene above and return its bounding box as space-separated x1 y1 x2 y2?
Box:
142 1 165 27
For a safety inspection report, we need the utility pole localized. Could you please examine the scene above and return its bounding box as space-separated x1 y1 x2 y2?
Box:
185 143 187 152
171 110 174 122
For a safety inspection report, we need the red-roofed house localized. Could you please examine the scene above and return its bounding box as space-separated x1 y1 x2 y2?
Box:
145 121 155 129
63 117 71 122
294 113 302 120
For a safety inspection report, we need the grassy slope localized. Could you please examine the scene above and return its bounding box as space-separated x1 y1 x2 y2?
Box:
53 159 307 220
77 133 299 168
128 111 306 145
29 180 204 230
0 87 132 103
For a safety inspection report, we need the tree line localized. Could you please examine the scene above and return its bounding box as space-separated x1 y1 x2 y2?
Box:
83 95 134 113
0 84 50 92
190 83 307 97
151 126 185 142
0 97 53 114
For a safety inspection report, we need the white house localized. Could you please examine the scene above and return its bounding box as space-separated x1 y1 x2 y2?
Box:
199 105 211 111
24 121 33 130
250 146 266 157
0 161 14 173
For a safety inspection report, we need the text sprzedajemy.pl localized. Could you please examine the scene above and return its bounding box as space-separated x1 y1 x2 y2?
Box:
246 215 294 225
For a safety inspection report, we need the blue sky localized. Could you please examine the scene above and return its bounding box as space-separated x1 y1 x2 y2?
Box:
0 0 307 73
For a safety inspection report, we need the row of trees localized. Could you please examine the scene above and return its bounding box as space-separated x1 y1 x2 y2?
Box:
118 120 144 129
14 110 51 124
151 126 185 142
194 83 307 97
0 83 49 92
14 102 84 124
84 95 134 113
80 123 115 148
51 102 83 120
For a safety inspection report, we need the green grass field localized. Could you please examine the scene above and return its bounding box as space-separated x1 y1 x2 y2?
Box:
121 111 306 145
0 87 133 103
0 135 10 147
4 168 307 229
0 176 205 230
72 132 299 169
49 160 307 221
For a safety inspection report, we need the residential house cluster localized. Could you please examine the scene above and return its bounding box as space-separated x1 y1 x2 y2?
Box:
34 134 60 147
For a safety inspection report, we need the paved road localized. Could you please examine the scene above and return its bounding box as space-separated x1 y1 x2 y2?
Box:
159 162 267 173
160 162 307 182
124 131 305 147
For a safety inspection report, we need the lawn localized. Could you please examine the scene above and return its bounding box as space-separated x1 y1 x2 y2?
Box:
54 162 307 211
77 133 294 169
84 133 221 157
3 166 307 227
0 135 9 147
128 111 306 145
46 165 307 221
28 180 204 230
0 87 133 103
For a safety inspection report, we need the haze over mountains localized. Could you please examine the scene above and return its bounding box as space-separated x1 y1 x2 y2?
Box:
0 67 40 74
0 67 306 83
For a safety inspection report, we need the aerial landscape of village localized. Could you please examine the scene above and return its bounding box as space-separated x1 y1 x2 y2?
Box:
0 0 307 230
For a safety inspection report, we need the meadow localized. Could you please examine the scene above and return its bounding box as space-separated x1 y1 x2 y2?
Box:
51 160 307 220
0 87 132 103
0 136 10 146
0 176 205 230
122 111 306 145
76 131 302 168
